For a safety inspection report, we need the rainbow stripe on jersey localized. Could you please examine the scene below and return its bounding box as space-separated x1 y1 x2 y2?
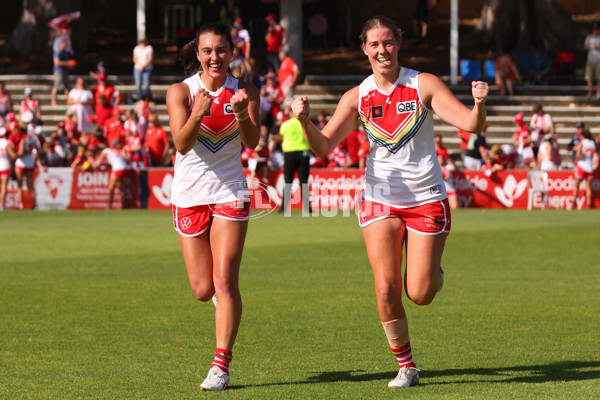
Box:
197 117 239 153
360 101 428 154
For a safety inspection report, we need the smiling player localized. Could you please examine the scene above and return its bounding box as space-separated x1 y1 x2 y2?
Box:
291 16 488 388
166 22 260 391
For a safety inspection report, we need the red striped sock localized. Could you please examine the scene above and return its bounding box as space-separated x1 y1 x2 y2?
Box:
390 341 416 369
210 348 233 375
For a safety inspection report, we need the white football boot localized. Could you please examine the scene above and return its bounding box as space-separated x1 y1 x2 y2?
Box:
200 366 229 391
388 366 420 388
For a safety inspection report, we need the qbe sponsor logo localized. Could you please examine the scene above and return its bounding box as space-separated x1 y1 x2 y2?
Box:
396 100 417 114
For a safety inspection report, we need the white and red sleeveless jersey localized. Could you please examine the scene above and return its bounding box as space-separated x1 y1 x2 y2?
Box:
15 134 40 169
171 74 248 207
102 147 129 171
577 138 596 173
358 68 446 207
0 137 12 171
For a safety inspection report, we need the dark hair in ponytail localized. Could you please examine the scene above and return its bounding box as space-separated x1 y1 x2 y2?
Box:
180 22 235 77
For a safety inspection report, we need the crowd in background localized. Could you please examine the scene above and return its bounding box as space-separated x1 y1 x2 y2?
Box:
1 11 599 211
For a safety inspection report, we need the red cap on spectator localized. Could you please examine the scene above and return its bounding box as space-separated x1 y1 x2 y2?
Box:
235 18 242 25
265 13 277 22
57 121 65 128
6 111 15 122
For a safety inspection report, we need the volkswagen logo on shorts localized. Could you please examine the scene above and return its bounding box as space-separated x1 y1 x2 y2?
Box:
180 217 192 230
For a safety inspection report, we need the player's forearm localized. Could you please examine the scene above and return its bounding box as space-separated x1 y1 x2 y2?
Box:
302 119 332 157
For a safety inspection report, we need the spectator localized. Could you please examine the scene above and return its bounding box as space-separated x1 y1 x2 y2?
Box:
243 137 270 188
144 113 170 167
51 38 74 106
341 125 360 167
19 88 41 127
277 50 299 105
584 22 600 98
316 111 329 130
124 124 144 168
67 77 94 133
104 108 126 147
529 103 554 157
93 73 121 128
435 134 458 209
537 133 558 171
80 123 105 153
567 121 585 165
89 60 107 80
70 145 96 170
495 54 521 96
456 128 471 160
40 136 63 167
265 13 287 71
133 37 153 101
0 82 13 121
412 0 430 39
93 139 131 210
463 126 488 170
123 110 139 140
513 112 535 168
500 143 518 169
327 142 352 169
571 128 598 209
232 19 251 59
15 124 44 209
133 90 156 140
0 127 17 210
260 72 283 141
278 104 311 213
48 11 80 54
229 46 247 79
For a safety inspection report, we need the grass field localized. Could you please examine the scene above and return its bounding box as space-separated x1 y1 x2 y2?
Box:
1 209 599 399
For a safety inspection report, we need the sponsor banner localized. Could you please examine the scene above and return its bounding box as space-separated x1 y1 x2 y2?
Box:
147 168 364 211
6 168 597 210
5 168 140 210
453 170 600 210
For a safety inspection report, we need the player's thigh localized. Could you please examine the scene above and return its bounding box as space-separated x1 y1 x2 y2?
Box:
209 217 248 288
405 230 447 291
362 217 406 289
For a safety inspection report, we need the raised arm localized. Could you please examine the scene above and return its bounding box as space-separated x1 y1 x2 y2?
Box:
420 73 488 134
166 82 212 155
233 81 261 149
291 87 360 157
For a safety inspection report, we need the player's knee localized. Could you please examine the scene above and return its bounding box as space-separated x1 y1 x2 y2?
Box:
375 283 401 307
190 282 215 302
406 286 436 306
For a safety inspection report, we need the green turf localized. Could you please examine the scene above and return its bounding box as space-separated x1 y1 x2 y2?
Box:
0 209 599 399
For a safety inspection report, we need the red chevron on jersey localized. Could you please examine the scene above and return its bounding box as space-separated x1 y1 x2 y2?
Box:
197 88 239 153
359 84 428 154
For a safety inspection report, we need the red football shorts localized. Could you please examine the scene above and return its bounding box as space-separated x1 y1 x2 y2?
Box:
15 166 35 173
359 197 451 235
172 200 251 237
112 169 130 179
574 165 594 181
0 169 10 177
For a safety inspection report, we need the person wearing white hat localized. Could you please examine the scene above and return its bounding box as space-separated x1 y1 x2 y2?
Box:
19 88 41 127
